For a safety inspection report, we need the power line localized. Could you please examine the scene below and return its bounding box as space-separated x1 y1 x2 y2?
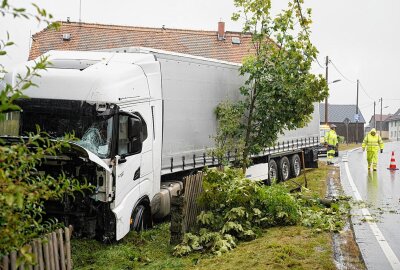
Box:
328 60 356 84
359 102 375 109
358 82 375 101
314 57 324 69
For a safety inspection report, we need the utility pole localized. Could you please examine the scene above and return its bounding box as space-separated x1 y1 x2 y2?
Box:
355 79 359 143
325 56 329 125
380 97 383 136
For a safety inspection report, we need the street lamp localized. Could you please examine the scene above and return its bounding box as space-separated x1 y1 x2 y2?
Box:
324 79 341 125
330 79 341 84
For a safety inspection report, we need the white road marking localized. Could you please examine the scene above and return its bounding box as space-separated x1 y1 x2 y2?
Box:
343 154 400 269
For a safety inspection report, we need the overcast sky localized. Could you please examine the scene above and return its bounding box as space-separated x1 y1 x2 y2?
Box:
1 0 399 124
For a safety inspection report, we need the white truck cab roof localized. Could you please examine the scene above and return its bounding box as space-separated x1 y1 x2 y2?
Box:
5 50 160 103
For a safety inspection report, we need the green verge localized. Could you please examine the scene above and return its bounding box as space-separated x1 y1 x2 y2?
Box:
72 163 337 270
338 143 362 152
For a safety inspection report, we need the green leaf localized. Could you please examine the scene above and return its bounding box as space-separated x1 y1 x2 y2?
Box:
5 194 15 206
21 82 32 90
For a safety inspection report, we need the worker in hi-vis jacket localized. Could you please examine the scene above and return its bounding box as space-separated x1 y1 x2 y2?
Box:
362 128 384 171
324 124 338 165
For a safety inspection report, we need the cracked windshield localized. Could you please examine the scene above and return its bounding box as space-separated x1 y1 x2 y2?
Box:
1 99 114 158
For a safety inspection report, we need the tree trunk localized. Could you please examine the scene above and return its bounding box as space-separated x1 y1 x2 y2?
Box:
241 84 257 172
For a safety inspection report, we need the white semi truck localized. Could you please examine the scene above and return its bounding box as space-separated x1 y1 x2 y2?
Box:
2 48 320 241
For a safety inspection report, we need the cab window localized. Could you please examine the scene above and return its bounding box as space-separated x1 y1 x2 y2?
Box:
118 113 147 156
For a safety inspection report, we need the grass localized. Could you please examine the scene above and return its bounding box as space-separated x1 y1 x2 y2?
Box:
338 143 361 152
283 163 329 198
72 224 335 270
71 163 339 270
190 226 335 270
72 223 189 270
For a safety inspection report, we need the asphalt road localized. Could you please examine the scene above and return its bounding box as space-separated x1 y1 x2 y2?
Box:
340 141 400 270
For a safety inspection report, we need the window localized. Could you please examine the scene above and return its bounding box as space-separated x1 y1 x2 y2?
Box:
118 115 130 155
133 112 148 141
117 112 148 156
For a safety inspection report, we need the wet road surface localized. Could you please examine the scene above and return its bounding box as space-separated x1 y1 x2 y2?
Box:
340 141 400 270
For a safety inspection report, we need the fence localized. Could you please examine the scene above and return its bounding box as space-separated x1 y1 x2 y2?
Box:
170 172 205 245
1 226 73 270
182 172 205 233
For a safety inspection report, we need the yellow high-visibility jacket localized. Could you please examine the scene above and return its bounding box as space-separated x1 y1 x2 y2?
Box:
362 133 384 152
324 130 338 146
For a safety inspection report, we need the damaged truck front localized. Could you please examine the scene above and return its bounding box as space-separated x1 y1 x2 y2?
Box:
2 99 119 241
1 50 161 242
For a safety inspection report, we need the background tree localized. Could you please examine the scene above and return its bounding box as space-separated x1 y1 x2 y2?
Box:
0 1 92 259
216 0 328 170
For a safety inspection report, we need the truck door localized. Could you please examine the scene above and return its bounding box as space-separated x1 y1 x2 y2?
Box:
114 113 147 207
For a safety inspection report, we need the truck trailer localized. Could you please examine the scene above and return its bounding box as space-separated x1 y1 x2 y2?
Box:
1 48 320 241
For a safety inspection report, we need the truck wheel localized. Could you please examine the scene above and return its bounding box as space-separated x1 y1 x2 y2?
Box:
290 154 301 178
268 159 278 183
130 205 152 232
278 156 290 182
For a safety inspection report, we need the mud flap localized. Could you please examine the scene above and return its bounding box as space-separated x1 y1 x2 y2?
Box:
304 147 319 168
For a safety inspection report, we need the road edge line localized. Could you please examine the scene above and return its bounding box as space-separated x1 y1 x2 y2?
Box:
344 159 400 269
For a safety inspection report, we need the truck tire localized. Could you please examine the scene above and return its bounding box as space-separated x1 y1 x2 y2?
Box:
268 159 278 183
130 204 152 232
278 156 290 182
290 154 301 178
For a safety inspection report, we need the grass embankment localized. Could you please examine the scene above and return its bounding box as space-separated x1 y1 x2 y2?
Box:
338 143 361 152
72 164 336 270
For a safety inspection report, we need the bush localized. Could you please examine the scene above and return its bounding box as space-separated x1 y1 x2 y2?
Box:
0 2 88 258
174 167 301 256
173 167 350 256
0 132 93 256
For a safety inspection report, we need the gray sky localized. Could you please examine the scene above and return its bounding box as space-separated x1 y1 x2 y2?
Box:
1 0 399 123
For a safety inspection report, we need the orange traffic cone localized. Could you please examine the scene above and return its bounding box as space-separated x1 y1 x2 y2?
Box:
388 151 399 170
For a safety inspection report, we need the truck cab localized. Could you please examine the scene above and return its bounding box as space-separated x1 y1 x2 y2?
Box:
2 50 164 241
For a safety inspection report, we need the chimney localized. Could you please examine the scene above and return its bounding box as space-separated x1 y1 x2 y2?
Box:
217 21 225 41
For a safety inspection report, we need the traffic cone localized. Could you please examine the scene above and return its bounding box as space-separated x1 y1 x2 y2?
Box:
387 151 399 170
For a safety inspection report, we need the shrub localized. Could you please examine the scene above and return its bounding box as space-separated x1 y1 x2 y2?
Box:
0 132 93 256
174 167 301 256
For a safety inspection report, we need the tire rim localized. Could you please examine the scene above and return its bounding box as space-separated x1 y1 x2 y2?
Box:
282 161 289 180
294 159 300 176
270 166 277 180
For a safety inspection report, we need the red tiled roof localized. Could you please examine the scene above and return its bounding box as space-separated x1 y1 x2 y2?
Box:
369 114 392 123
29 21 255 63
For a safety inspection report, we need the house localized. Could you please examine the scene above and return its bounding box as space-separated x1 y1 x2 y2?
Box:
29 21 255 64
368 114 391 139
387 109 400 141
319 104 366 143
